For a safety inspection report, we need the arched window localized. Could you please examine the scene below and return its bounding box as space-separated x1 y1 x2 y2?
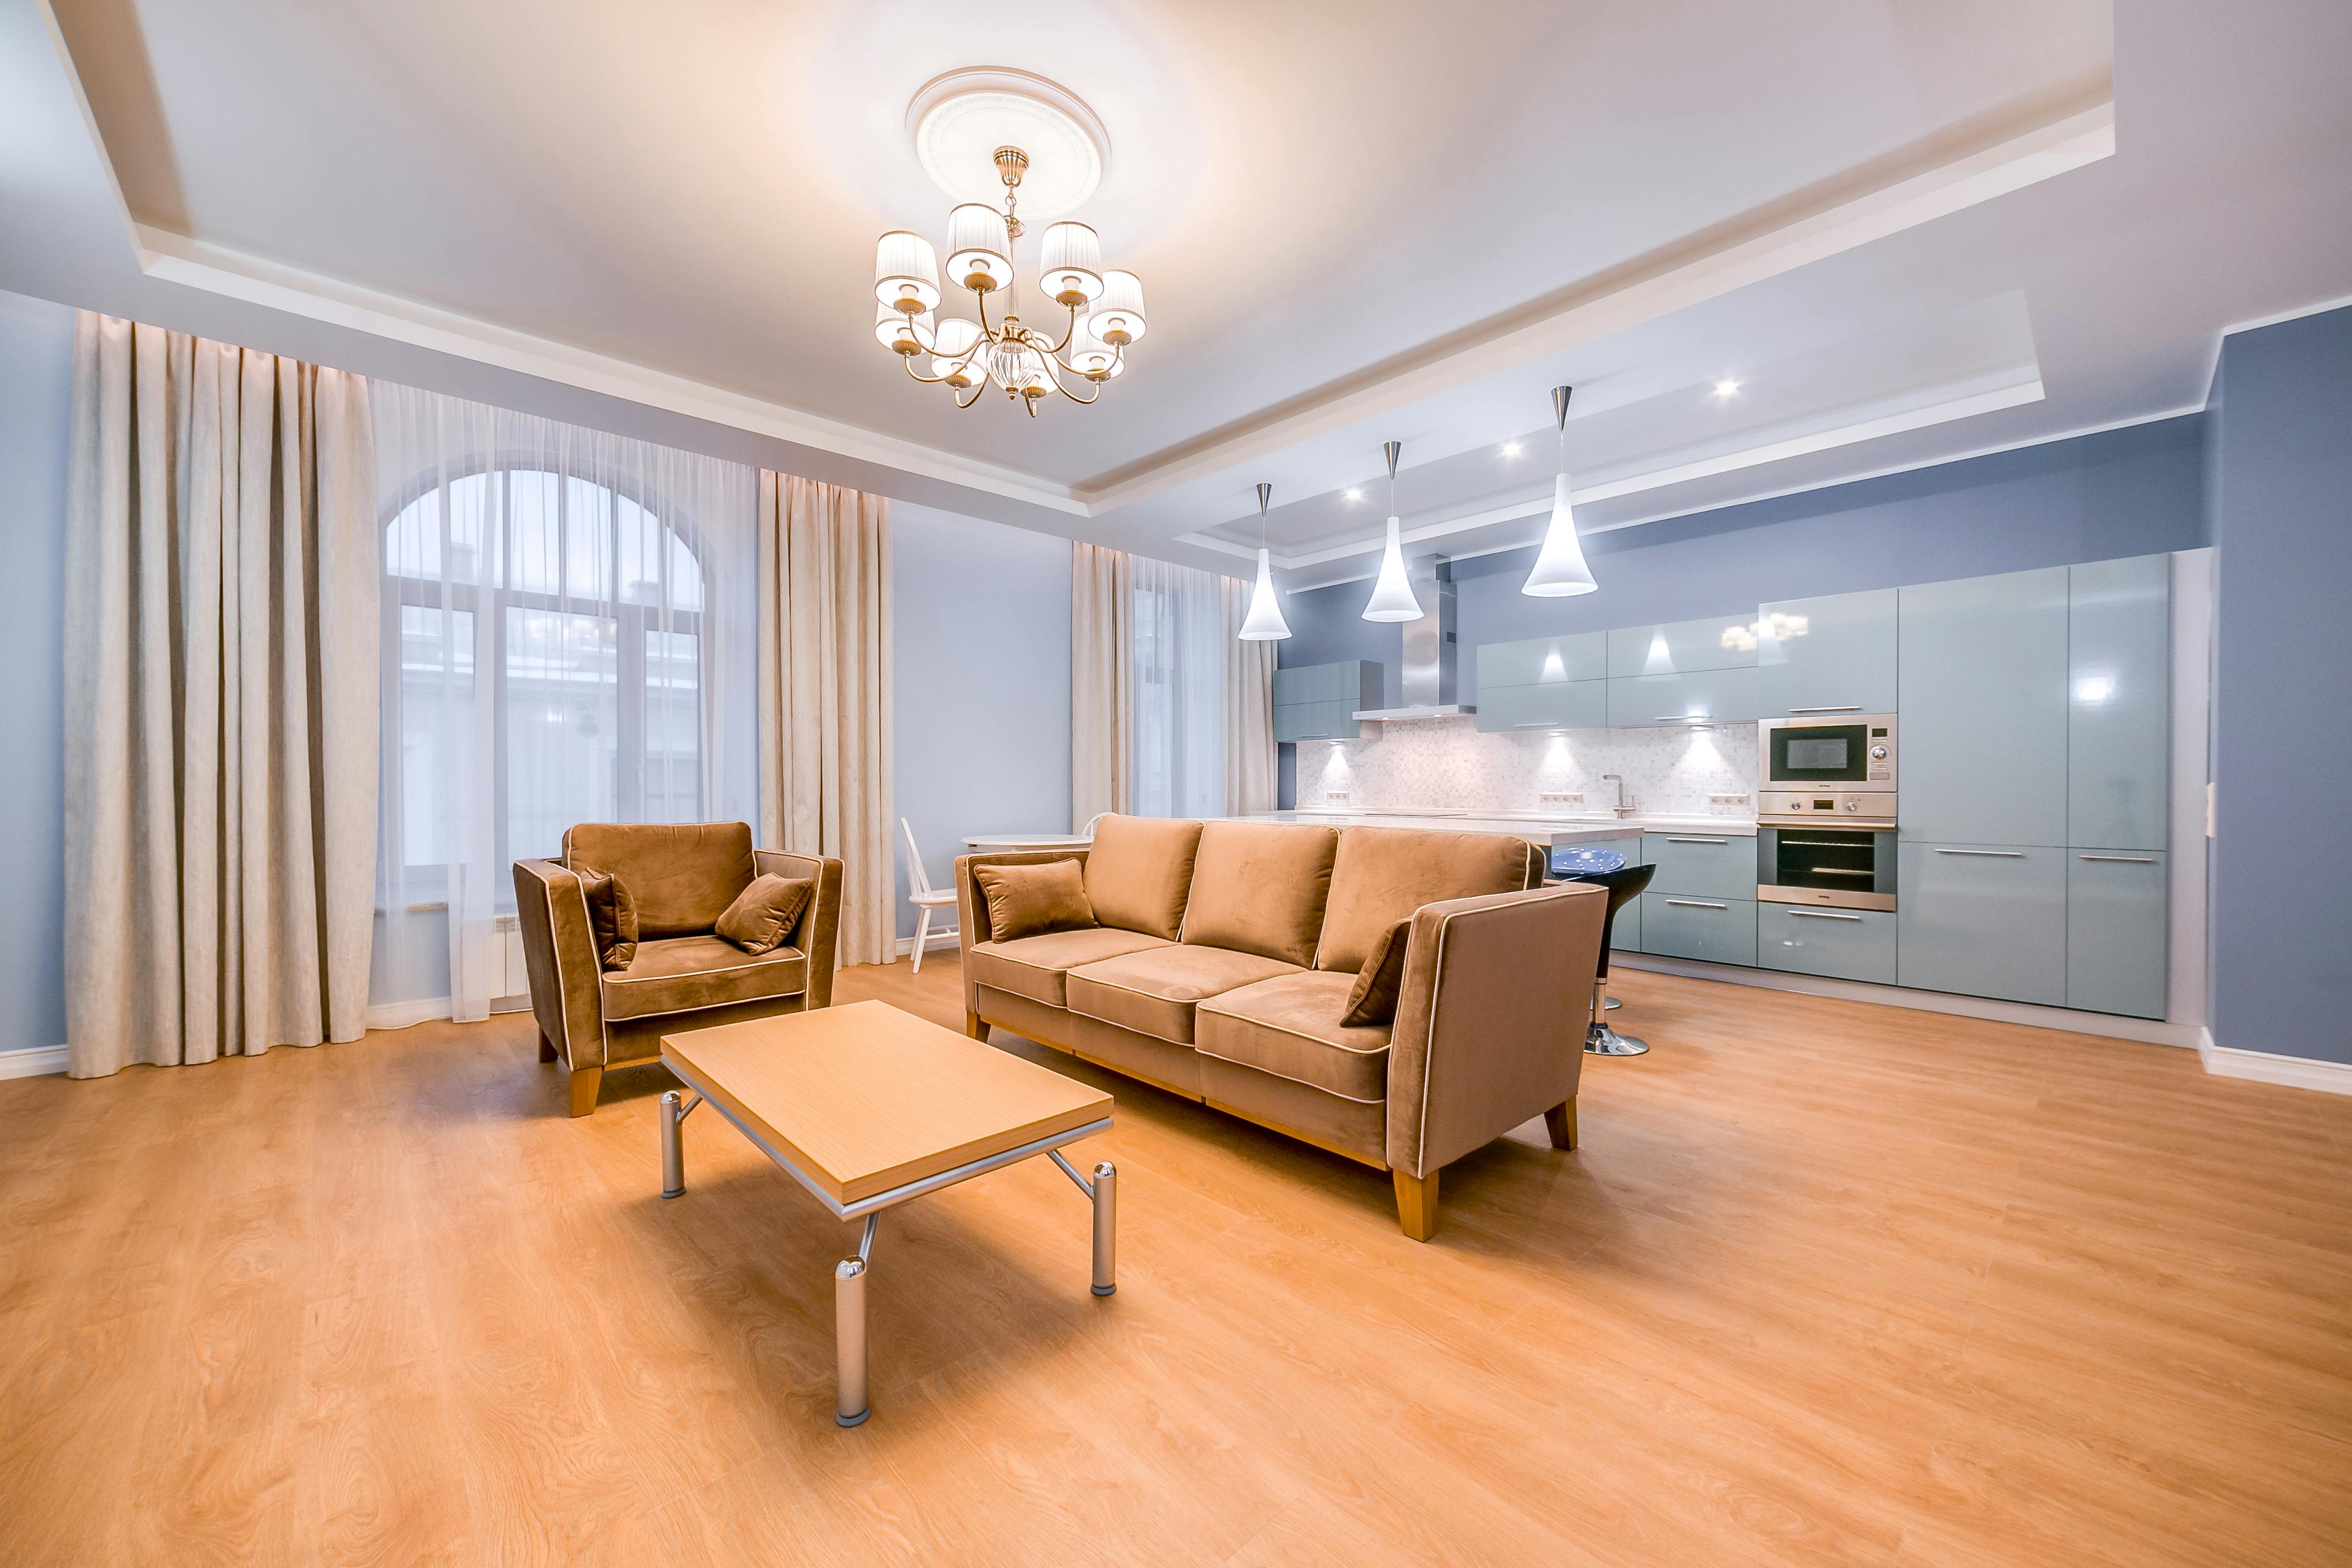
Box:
383 467 707 883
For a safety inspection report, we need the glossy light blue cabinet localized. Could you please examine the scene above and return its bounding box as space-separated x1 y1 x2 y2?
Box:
1640 894 1758 966
1641 832 1757 901
2067 850 2168 1018
1477 632 1607 687
1897 841 2067 1006
1898 567 2069 847
1755 587 1898 719
1475 680 1608 734
1605 666 1759 727
1758 904 1897 985
2069 555 2170 852
1273 661 1381 743
1606 613 1759 677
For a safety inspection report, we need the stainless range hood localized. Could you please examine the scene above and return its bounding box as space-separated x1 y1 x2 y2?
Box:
1354 552 1476 720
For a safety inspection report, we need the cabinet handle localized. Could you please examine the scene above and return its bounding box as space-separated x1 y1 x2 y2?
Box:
1933 848 2025 857
1663 899 1728 910
1787 909 1863 921
1512 721 1558 729
1654 714 1711 722
2078 854 2156 863
1786 705 1863 714
1665 837 1729 844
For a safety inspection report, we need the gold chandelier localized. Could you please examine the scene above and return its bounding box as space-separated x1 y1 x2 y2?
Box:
872 144 1147 417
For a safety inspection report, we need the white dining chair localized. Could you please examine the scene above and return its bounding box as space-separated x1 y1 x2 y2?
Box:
900 818 959 974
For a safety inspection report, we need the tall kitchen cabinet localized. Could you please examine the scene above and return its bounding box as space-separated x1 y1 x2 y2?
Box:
1895 558 2170 1016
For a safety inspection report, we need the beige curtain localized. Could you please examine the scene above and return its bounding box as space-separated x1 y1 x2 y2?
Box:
757 471 893 967
62 313 379 1078
1071 541 1132 827
1222 578 1278 816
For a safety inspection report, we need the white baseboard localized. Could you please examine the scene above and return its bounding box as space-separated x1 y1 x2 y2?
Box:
364 995 531 1030
1610 952 2203 1048
895 928 961 958
0 1045 67 1079
2197 1028 2352 1095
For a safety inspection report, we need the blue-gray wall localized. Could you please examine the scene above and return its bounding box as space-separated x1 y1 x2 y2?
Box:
891 503 1072 944
0 289 73 1055
2209 305 2352 1065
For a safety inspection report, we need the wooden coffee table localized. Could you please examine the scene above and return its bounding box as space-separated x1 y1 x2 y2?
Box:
656 999 1117 1427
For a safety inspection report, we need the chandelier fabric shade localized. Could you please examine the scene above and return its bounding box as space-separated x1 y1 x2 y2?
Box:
944 203 1013 292
1522 384 1600 597
873 303 936 355
872 230 940 313
929 317 984 386
1038 221 1105 304
1089 269 1148 345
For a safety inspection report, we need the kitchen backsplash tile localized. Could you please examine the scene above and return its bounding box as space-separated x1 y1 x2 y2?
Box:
1297 720 1759 817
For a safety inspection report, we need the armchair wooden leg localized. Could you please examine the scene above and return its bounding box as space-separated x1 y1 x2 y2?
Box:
965 1010 988 1042
1392 1168 1439 1242
538 1030 559 1064
1545 1096 1578 1151
567 1067 603 1119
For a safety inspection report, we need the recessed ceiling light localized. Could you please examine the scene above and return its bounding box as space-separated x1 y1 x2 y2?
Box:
1713 379 1741 398
1343 488 1363 502
1500 441 1523 458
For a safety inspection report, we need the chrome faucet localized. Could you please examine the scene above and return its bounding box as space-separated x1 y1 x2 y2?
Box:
1601 774 1636 817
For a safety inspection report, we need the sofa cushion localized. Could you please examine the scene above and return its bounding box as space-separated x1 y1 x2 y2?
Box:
966 927 1173 1008
1313 827 1542 972
1342 918 1413 1027
566 822 755 939
714 873 815 954
1178 821 1339 967
974 859 1097 943
602 934 806 1020
1065 946 1303 1045
1195 971 1392 1104
1081 815 1204 939
575 864 640 971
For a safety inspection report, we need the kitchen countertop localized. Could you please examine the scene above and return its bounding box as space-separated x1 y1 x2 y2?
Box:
1229 810 1757 841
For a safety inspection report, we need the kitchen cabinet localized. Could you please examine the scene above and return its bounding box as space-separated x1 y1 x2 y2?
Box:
1639 894 1758 966
1758 904 1897 985
2069 555 2170 852
1476 680 1608 733
1273 698 1365 743
2067 850 2169 1018
1755 587 1898 719
1897 841 2067 1006
1273 661 1381 743
1605 665 1759 727
1606 612 1761 677
1476 632 1607 688
1898 566 2069 847
1641 831 1758 901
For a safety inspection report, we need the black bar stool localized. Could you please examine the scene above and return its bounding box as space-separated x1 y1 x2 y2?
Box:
1556 860 1655 1056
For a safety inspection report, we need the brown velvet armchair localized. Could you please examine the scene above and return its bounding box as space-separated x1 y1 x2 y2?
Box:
512 822 843 1116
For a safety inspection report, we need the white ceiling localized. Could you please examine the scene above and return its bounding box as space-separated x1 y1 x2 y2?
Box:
5 0 2350 590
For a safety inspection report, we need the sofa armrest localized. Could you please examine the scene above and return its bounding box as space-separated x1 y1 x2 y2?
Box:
512 859 609 1072
951 850 1092 1006
755 849 844 1009
1383 882 1606 1179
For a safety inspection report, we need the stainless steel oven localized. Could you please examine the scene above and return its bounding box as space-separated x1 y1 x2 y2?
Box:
1759 714 1896 797
1756 821 1897 911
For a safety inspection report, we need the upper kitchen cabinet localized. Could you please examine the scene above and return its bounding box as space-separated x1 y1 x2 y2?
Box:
1605 613 1761 678
1475 632 1607 733
1605 665 1759 727
1477 632 1607 688
1754 587 1898 719
2069 555 2171 851
1273 660 1382 743
1898 566 2069 846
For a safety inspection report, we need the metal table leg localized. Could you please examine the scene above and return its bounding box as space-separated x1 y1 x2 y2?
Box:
1052 1151 1118 1296
836 1216 877 1428
659 1091 701 1198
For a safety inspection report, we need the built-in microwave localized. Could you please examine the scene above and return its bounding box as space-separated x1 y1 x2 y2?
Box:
1759 714 1896 794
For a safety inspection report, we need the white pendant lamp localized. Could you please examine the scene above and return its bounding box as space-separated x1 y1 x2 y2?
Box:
1522 385 1598 597
1238 482 1292 641
1361 440 1423 622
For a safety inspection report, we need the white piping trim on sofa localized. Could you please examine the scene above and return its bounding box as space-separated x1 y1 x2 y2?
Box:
2198 1028 2352 1096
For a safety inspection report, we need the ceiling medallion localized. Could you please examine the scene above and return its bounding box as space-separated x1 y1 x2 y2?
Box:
874 68 1143 417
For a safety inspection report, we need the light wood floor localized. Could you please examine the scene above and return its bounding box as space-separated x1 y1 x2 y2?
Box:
3 957 2349 1567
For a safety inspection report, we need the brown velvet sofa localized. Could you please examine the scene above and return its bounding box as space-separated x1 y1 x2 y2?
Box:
955 814 1605 1239
513 822 843 1116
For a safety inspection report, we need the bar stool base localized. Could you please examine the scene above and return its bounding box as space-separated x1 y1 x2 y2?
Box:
1585 1025 1649 1056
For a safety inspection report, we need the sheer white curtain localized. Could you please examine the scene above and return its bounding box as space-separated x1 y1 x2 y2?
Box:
1130 556 1226 819
1222 578 1278 817
373 385 758 1021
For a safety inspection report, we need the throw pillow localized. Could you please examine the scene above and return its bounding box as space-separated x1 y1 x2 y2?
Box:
1342 917 1413 1028
574 864 639 971
715 873 817 955
974 859 1097 944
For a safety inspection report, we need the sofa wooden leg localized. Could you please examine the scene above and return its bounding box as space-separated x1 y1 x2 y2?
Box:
567 1067 603 1118
965 1010 988 1042
538 1030 559 1064
1393 1168 1439 1242
1545 1097 1578 1151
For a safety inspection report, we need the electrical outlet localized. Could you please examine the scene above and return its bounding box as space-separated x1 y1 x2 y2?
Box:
1324 790 1350 804
1708 793 1750 807
1538 791 1582 806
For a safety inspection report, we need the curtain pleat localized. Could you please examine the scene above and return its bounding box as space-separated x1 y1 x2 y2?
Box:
1070 542 1132 826
64 313 379 1077
1222 578 1278 816
757 472 893 968
1131 555 1226 818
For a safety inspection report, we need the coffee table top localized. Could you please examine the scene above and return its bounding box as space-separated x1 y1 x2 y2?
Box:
660 1000 1113 1207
